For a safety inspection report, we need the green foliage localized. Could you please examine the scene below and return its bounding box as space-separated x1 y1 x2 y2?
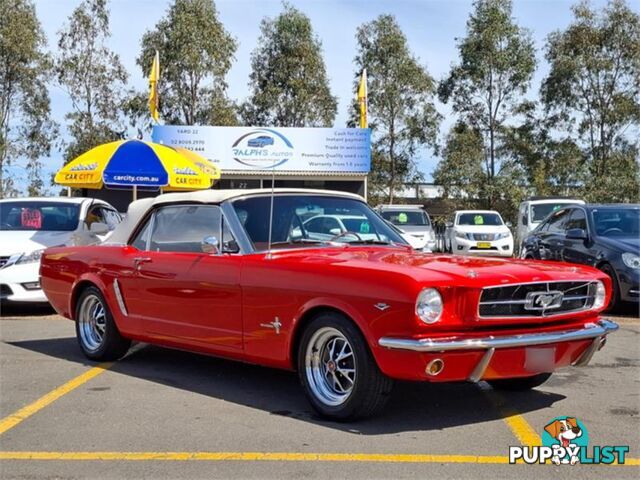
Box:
137 0 238 126
351 14 440 203
0 0 56 197
241 3 337 127
542 0 640 201
438 0 535 210
56 0 127 164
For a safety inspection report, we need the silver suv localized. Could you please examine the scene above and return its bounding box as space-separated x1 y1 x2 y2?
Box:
376 205 436 251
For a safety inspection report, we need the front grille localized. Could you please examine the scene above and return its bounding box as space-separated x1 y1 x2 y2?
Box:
479 281 598 318
0 256 9 268
0 284 13 298
472 233 496 241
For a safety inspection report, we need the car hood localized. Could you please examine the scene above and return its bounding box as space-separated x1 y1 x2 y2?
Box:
454 225 510 234
597 235 640 253
0 230 76 257
271 247 601 286
396 225 433 235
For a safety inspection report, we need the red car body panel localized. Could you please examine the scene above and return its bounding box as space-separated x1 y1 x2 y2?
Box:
40 244 612 382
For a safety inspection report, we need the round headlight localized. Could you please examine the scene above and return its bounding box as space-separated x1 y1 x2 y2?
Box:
593 280 606 309
416 288 443 324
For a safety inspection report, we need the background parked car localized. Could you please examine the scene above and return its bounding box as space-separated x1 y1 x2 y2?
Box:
376 204 436 251
0 197 121 303
521 203 640 310
444 210 513 257
515 197 585 253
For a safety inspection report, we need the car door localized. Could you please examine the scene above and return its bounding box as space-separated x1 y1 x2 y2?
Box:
561 208 595 266
122 204 243 351
538 208 570 261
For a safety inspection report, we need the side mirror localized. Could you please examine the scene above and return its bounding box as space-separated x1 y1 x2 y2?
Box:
89 222 109 235
223 239 240 254
522 215 528 226
445 222 453 228
201 235 220 254
506 221 512 228
329 228 342 235
566 228 588 240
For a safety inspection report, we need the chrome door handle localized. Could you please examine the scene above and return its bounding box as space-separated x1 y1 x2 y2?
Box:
133 257 152 270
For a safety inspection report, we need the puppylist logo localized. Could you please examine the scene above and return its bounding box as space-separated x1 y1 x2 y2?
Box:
509 416 629 465
231 128 294 169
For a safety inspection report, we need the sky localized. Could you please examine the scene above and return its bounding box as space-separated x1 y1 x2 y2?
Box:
21 0 623 191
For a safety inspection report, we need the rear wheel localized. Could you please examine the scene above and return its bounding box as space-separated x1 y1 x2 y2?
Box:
297 312 393 421
488 372 551 391
75 286 131 361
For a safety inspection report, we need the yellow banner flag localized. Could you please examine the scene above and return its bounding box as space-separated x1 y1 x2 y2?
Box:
357 68 368 128
148 50 160 122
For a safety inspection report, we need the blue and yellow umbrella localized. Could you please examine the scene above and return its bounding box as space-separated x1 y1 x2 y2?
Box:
55 139 220 192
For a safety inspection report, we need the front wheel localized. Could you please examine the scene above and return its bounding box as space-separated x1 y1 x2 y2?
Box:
297 312 393 421
488 372 552 391
75 286 131 361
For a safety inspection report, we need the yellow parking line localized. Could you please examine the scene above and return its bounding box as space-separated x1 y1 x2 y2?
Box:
0 451 637 465
479 385 541 447
0 362 114 436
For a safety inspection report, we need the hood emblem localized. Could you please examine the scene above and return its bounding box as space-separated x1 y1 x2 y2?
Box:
374 303 390 311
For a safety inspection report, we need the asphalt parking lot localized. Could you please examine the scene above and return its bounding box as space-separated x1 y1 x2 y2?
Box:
0 304 639 479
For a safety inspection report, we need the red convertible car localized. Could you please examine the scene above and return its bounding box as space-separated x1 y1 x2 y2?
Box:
40 189 618 420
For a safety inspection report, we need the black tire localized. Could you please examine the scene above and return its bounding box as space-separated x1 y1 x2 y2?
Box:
297 312 394 421
488 372 552 391
600 264 620 312
75 286 131 361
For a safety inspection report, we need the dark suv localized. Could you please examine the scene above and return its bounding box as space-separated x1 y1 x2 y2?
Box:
521 204 640 310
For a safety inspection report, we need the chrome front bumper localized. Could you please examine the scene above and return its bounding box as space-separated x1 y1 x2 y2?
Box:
378 319 619 382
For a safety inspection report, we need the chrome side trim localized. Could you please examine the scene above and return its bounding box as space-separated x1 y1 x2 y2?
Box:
378 319 619 352
468 347 495 382
112 279 128 316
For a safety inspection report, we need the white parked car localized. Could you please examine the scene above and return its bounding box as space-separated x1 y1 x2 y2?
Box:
0 197 121 303
515 197 585 253
445 210 513 257
376 205 436 252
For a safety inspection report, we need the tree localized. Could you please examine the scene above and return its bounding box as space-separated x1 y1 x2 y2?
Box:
241 3 337 127
351 14 440 203
542 0 640 201
438 0 535 207
56 0 127 164
0 0 55 197
137 0 238 126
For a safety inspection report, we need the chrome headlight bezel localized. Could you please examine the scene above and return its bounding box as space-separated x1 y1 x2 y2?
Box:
593 280 607 309
622 252 640 269
416 288 443 324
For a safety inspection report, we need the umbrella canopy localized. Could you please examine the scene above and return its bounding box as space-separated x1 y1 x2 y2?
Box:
54 139 220 191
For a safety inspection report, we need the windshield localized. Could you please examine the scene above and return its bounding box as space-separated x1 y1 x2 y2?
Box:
592 207 640 237
232 195 406 251
530 203 576 223
457 213 503 226
380 210 430 226
0 201 80 231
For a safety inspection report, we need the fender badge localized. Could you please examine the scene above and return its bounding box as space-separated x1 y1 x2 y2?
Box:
260 317 282 334
374 303 391 311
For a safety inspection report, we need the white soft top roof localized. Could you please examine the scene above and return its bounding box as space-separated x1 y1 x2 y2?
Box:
106 188 364 245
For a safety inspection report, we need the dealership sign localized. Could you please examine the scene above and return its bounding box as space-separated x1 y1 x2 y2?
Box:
151 126 371 173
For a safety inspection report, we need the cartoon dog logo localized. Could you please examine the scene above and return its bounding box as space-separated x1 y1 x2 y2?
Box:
544 417 583 465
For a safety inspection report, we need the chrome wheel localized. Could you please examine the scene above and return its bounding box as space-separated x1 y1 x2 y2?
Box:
78 294 106 352
305 327 356 406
